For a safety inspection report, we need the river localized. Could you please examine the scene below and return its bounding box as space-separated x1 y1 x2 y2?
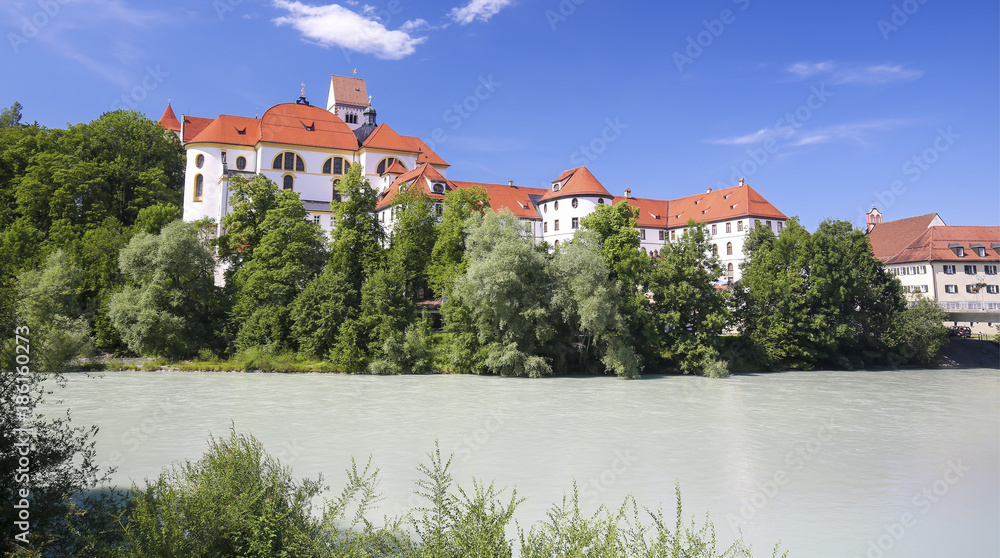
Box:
42 368 999 557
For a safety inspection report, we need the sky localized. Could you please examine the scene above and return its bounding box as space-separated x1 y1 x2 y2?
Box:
1 0 997 231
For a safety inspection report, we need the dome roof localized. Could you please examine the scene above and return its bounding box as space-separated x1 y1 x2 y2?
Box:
259 103 357 150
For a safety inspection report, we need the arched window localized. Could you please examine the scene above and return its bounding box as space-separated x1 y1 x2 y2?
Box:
571 198 578 208
283 175 294 190
195 154 205 168
726 242 733 256
332 180 342 203
194 174 204 201
323 156 351 175
727 263 734 280
273 152 305 172
377 157 404 175
554 240 559 247
598 198 605 205
236 156 247 170
554 201 559 211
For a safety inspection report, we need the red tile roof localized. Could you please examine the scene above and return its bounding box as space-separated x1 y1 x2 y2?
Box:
867 213 941 260
878 224 1000 264
610 196 670 228
663 184 787 228
539 166 613 202
451 180 547 220
259 103 358 150
376 164 451 210
158 104 181 132
182 116 214 143
330 75 369 107
188 114 260 147
384 159 407 175
362 123 418 153
405 136 449 167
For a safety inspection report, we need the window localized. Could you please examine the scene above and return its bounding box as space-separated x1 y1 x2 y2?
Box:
777 222 782 232
943 265 956 274
432 183 445 194
956 246 965 257
273 152 305 171
544 222 548 233
313 215 321 225
726 222 732 233
554 201 560 211
193 174 203 201
919 265 927 274
711 224 717 235
283 175 294 190
323 157 350 175
985 265 997 275
598 198 605 205
221 151 227 165
571 217 579 229
572 198 579 208
376 157 403 175
236 156 247 170
670 230 676 240
766 220 771 228
920 285 928 293
988 285 999 294
726 242 733 256
543 203 548 213
965 265 977 275
659 230 665 241
195 154 205 168
435 204 443 217
554 240 559 247
640 229 646 240
975 247 986 257
737 221 744 232
727 263 734 280
712 244 718 256
966 285 975 293
554 220 560 231
945 284 957 294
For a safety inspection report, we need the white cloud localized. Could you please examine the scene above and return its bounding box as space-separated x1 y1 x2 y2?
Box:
448 0 513 25
786 61 923 85
708 119 907 147
272 0 427 60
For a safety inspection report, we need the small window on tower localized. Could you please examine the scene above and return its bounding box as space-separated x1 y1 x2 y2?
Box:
195 154 205 168
236 156 247 170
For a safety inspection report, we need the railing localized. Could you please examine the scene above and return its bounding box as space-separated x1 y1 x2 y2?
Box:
938 301 1000 312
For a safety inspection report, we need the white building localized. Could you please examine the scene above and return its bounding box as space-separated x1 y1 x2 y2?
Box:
161 74 788 283
866 207 1000 327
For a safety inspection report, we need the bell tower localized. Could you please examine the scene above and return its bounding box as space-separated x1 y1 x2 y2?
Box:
866 205 883 234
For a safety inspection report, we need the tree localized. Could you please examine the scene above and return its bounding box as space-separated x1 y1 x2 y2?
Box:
0 101 23 128
289 270 358 359
646 222 730 375
329 164 384 293
427 186 490 299
108 220 223 359
217 174 283 280
387 183 439 301
885 296 949 367
549 231 639 378
444 211 554 377
230 190 327 351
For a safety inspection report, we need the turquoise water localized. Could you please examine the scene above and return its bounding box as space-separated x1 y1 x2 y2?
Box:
43 368 999 557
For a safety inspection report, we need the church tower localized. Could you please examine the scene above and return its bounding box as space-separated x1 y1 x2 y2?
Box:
327 72 368 131
866 205 883 234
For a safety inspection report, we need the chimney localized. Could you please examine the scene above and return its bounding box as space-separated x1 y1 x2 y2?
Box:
738 177 746 187
706 188 712 194
508 180 514 187
624 188 632 199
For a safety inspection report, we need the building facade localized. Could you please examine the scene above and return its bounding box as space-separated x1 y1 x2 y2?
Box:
161 74 788 283
866 207 1000 326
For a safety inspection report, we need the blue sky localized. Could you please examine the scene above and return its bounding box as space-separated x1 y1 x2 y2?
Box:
2 0 997 230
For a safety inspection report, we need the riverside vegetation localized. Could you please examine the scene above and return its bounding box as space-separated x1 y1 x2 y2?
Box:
0 103 949 379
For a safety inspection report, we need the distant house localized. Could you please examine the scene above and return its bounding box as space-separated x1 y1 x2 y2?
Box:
161 73 788 283
865 207 1000 325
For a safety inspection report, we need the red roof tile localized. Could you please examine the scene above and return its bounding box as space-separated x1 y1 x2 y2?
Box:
404 136 449 167
259 103 357 150
664 184 787 228
384 159 407 175
609 197 670 228
376 164 451 210
329 75 369 107
538 166 612 202
451 180 547 220
182 116 214 143
867 213 941 260
158 104 181 132
188 115 260 146
362 123 420 153
880 225 1000 264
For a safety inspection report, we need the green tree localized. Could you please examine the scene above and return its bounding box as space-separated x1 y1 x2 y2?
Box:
427 186 490 299
444 211 554 377
549 231 639 378
329 164 384 293
108 220 223 359
387 183 439 301
646 222 730 375
886 296 950 367
289 270 358 359
230 191 327 351
0 101 23 128
217 174 283 280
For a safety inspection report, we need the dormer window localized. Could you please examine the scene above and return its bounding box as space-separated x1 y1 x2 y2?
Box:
303 121 315 131
950 243 965 257
553 182 562 192
236 127 246 135
432 182 445 194
971 244 986 257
